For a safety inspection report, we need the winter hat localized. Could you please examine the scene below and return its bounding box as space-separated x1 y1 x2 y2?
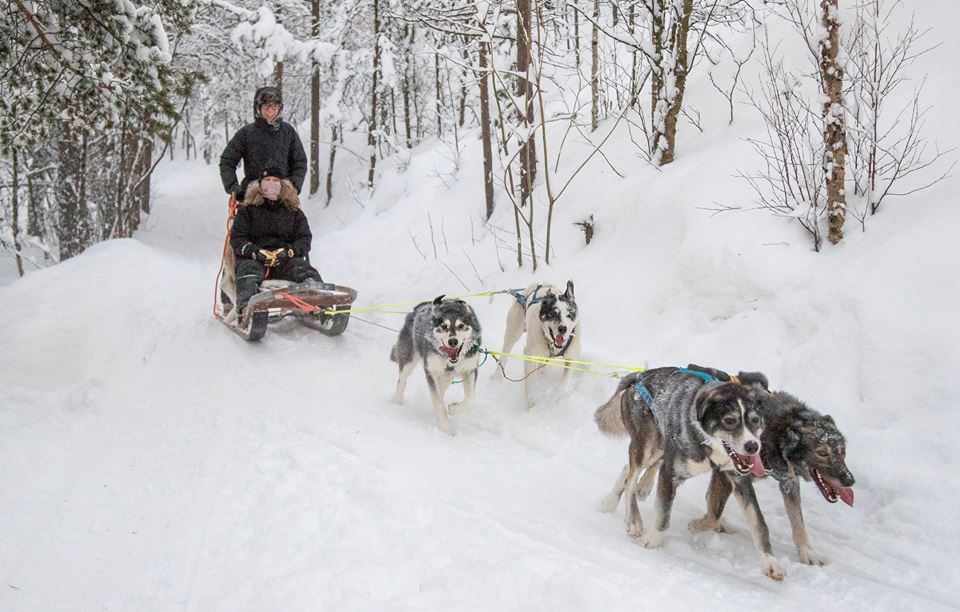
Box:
254 87 283 117
260 167 284 200
260 166 286 181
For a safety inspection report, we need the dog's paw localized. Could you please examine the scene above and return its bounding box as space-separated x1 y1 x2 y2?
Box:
762 555 786 581
626 521 644 540
390 394 404 406
437 421 456 436
798 546 828 566
447 401 470 415
688 516 734 534
639 529 664 549
599 494 620 513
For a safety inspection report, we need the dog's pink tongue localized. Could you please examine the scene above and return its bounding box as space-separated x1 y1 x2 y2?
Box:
837 487 854 507
749 454 766 477
554 335 565 348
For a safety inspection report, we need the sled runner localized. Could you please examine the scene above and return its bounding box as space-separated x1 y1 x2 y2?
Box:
213 194 357 341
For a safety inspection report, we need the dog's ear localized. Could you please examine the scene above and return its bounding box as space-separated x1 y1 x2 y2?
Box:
737 371 769 391
432 295 446 305
695 391 710 420
564 280 575 299
695 384 725 420
822 414 836 426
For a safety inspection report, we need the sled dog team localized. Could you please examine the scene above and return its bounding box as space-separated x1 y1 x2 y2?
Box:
389 283 855 581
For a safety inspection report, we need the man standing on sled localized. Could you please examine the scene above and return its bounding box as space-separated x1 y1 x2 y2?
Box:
219 86 308 203
231 167 322 318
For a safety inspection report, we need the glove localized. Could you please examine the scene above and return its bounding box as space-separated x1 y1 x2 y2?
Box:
239 242 258 258
232 186 245 203
254 247 291 267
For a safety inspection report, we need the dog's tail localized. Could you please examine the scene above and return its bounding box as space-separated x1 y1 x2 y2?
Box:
595 375 637 438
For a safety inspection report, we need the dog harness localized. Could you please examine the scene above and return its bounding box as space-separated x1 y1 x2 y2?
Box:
634 367 717 407
507 285 543 310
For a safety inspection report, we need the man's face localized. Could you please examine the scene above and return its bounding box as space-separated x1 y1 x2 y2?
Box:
261 102 280 123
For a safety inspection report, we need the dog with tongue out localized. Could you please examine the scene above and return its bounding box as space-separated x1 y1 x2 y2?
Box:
497 280 582 409
690 370 856 568
390 295 482 436
593 367 787 581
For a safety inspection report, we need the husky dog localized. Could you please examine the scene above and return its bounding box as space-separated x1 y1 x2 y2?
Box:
390 296 482 435
498 281 582 408
690 371 855 566
595 367 786 580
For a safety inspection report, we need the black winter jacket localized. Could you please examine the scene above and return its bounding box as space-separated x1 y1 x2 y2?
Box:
231 180 313 258
219 117 308 195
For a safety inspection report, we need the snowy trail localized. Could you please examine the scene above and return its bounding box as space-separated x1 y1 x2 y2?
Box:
0 53 960 612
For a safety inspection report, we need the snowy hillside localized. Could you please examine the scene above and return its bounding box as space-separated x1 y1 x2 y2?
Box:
3 2 960 611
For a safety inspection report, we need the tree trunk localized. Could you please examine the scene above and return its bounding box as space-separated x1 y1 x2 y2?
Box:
273 3 283 92
368 0 381 189
136 137 152 216
821 0 846 244
310 0 321 195
629 3 638 104
402 25 414 148
434 47 443 136
478 39 495 220
11 147 24 276
26 159 44 238
573 5 581 69
113 106 132 238
202 103 212 165
326 124 338 206
56 122 91 260
650 0 693 166
459 42 469 127
591 0 600 130
516 0 537 215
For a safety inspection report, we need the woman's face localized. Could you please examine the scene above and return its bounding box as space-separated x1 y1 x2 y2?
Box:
261 176 282 199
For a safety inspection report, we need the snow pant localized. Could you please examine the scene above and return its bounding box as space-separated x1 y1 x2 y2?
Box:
235 256 323 309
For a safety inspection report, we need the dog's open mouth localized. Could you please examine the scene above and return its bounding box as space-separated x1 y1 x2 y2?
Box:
722 441 766 477
553 333 566 349
438 344 463 364
811 467 854 507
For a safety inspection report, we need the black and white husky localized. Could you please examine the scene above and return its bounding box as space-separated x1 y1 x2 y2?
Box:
497 281 582 408
390 296 482 435
689 370 855 566
594 367 786 580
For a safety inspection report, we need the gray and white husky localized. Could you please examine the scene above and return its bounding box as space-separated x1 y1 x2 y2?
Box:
497 281 582 408
688 369 855 566
594 367 786 580
390 296 482 435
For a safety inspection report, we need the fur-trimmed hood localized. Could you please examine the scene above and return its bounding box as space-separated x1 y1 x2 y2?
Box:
243 179 300 210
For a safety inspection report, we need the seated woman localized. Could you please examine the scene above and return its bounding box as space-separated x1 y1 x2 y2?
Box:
230 167 322 319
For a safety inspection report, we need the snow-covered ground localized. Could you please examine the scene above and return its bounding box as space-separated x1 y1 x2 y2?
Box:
3 2 960 609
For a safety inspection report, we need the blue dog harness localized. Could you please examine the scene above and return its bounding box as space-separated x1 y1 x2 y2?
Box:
634 367 717 407
507 285 543 310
